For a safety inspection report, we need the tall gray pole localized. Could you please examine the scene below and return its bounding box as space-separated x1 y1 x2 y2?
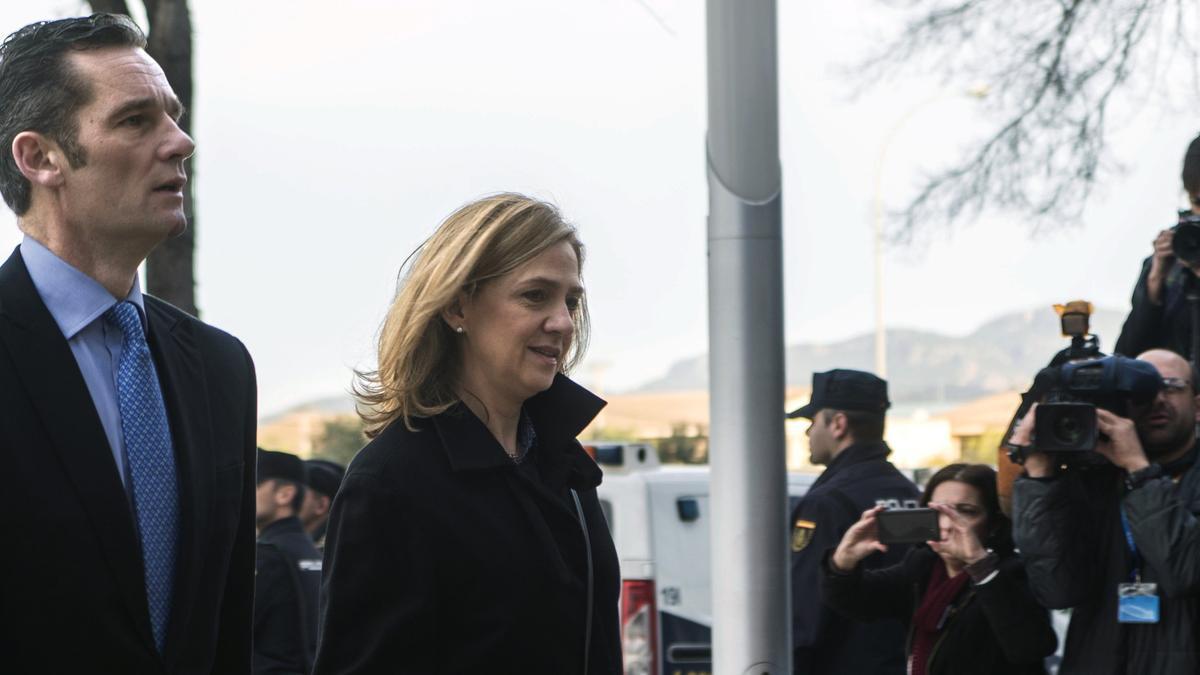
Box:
706 1 789 674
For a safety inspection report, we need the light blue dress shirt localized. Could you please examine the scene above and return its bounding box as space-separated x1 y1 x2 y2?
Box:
21 235 146 489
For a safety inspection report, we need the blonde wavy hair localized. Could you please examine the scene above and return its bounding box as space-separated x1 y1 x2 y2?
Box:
354 193 590 437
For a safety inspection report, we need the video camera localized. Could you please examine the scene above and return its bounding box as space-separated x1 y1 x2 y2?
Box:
1172 211 1200 265
1005 301 1164 464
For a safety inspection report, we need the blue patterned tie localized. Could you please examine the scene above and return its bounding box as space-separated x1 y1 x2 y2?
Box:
106 301 180 654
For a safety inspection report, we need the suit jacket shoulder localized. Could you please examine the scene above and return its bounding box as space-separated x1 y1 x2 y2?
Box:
144 295 253 367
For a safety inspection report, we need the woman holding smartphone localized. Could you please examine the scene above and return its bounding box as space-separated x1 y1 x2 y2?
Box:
822 463 1056 675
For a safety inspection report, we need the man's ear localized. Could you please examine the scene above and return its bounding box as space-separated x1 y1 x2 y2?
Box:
829 411 849 440
274 482 297 507
12 131 66 189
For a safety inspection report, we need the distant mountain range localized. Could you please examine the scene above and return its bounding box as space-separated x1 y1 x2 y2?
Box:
631 306 1128 403
262 306 1132 421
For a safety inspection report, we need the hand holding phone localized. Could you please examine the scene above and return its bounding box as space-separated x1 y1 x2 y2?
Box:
831 506 890 572
875 508 939 545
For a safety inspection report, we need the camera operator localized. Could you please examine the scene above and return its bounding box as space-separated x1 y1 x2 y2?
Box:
1010 349 1200 674
1114 134 1200 361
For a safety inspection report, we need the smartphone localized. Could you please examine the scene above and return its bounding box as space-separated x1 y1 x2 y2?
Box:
876 508 939 545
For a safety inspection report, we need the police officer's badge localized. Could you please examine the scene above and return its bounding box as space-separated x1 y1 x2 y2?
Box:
792 519 816 552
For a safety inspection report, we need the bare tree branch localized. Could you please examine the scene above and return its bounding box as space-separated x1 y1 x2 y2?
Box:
856 0 1199 241
142 0 196 315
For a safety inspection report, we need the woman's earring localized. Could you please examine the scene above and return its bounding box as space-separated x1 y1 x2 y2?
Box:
456 326 465 334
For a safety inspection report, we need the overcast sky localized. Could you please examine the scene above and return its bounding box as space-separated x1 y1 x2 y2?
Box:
0 0 1194 416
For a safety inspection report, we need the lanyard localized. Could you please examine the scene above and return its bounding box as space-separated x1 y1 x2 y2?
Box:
1119 506 1142 583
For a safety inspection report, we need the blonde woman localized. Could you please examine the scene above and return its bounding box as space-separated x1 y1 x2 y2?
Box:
313 194 621 675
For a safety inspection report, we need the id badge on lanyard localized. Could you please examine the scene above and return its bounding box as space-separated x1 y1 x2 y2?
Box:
1117 507 1160 624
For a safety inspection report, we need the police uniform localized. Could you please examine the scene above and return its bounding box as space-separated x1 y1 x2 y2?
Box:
255 451 322 675
786 370 920 675
303 458 345 553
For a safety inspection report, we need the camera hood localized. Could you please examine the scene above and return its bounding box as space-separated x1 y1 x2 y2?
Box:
1058 355 1163 407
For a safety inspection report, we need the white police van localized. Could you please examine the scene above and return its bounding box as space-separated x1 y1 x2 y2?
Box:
589 442 817 675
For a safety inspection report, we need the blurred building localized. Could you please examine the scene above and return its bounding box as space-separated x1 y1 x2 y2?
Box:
260 387 1022 471
258 396 358 458
934 391 1023 465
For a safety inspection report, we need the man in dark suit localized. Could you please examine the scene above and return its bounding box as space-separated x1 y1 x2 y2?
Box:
255 450 322 675
0 14 256 674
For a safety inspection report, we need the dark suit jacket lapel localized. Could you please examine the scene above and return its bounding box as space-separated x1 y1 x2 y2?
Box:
144 299 215 668
0 248 154 651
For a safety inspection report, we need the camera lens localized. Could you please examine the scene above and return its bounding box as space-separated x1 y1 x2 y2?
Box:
1173 222 1200 264
1053 414 1084 445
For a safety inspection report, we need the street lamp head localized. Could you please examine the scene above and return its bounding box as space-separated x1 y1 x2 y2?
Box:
967 83 991 99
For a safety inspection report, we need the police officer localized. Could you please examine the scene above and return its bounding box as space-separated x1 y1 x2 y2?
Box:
255 450 322 675
299 458 344 553
787 369 920 675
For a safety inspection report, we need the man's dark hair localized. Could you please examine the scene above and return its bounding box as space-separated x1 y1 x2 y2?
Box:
820 408 888 439
1183 133 1200 196
0 14 146 215
822 408 886 442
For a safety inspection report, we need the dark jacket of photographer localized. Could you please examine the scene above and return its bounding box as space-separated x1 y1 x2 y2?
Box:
820 546 1056 675
1012 447 1200 675
790 440 920 675
1115 258 1198 361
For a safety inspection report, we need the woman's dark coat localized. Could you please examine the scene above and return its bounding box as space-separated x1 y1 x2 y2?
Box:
313 375 621 675
820 546 1057 675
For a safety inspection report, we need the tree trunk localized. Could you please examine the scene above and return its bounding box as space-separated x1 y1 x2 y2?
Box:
87 0 131 15
87 0 198 316
144 0 197 316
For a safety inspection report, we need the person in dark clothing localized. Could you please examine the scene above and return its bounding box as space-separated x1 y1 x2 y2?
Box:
1011 348 1200 674
0 15 256 675
255 449 322 675
300 458 344 552
786 369 921 675
823 464 1056 675
1115 133 1200 361
314 194 621 675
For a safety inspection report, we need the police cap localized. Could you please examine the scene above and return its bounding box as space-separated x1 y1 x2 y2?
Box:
256 448 305 485
786 369 890 419
304 458 345 498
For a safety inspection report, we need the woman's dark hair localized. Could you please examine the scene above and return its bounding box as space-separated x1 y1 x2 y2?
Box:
920 463 1014 556
0 13 146 215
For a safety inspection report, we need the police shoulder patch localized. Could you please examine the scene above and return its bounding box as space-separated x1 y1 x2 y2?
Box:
792 519 816 552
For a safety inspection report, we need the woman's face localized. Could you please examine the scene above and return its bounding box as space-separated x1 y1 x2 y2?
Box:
456 240 582 411
929 480 988 543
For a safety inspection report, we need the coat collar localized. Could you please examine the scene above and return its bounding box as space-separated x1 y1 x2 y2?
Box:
813 439 893 489
259 515 307 542
431 373 606 488
19 234 146 339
